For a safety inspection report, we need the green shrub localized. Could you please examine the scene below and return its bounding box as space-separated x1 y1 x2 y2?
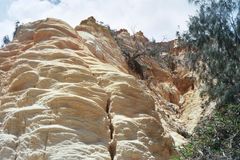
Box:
178 104 240 160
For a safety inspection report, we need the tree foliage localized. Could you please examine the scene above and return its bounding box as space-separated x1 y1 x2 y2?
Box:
182 0 240 105
3 35 10 45
176 1 240 159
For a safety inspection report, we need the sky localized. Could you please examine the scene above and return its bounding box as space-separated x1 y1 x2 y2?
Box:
0 0 197 43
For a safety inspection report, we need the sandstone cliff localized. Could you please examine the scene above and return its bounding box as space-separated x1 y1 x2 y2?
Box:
0 17 209 160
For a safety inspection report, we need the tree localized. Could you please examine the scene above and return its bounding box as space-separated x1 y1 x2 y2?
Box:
3 35 10 45
176 1 240 159
182 0 240 105
116 34 146 79
13 21 20 38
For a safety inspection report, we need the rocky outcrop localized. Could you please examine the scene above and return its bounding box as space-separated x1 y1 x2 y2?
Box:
0 17 208 159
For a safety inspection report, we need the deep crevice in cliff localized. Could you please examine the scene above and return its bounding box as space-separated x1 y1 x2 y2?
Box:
44 130 49 156
14 141 19 160
106 98 116 160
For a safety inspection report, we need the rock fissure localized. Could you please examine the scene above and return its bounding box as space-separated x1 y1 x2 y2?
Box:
44 130 49 151
14 140 19 160
43 130 49 159
11 120 21 160
106 98 116 160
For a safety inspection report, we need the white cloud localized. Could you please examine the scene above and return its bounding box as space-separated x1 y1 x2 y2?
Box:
0 0 197 42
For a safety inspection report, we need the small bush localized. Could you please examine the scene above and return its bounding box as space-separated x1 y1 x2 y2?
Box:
177 104 240 160
3 35 10 45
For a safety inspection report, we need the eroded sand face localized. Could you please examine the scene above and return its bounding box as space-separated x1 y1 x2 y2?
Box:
0 16 210 160
0 18 176 160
